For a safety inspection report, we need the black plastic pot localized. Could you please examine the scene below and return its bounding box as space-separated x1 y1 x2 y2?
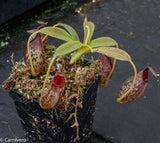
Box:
10 77 99 143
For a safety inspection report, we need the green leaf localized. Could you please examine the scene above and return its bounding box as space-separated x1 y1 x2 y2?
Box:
38 27 73 42
54 41 83 56
69 46 91 64
57 23 80 41
83 18 95 44
93 47 131 61
89 37 118 48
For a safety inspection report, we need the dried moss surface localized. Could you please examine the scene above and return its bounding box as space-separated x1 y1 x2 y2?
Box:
3 45 102 111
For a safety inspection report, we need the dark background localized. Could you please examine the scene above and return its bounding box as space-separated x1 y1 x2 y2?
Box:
0 0 160 143
0 0 47 24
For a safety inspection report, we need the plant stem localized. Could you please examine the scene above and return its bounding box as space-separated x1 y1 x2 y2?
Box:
41 56 57 95
42 35 48 43
117 60 137 103
104 44 118 86
27 31 39 76
85 44 93 52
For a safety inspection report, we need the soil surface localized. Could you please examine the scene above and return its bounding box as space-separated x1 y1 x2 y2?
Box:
0 0 160 143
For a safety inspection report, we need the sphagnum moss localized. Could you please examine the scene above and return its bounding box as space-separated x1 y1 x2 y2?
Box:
4 45 102 111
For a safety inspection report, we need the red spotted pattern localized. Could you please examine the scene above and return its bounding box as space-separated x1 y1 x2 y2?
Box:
24 34 46 76
117 68 148 104
40 74 65 109
98 54 112 86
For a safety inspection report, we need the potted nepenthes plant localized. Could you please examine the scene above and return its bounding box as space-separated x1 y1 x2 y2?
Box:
3 18 156 143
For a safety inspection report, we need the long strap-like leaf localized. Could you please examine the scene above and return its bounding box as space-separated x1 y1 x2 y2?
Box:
93 47 131 61
38 27 73 41
89 37 118 48
54 41 83 56
56 23 80 41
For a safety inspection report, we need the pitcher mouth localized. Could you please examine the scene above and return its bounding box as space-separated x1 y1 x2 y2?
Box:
52 74 65 88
